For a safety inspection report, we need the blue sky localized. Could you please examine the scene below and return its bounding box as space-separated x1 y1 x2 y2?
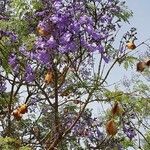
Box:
106 0 150 85
126 0 150 41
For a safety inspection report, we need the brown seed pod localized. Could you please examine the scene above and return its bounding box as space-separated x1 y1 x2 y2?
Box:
18 104 28 114
146 60 150 67
106 119 118 136
12 109 23 120
64 108 68 114
60 90 70 96
73 100 81 104
37 26 49 36
44 70 53 84
111 102 120 116
136 61 146 72
126 41 136 50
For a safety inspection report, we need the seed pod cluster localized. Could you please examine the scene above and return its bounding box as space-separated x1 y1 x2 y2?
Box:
105 102 124 136
12 104 28 120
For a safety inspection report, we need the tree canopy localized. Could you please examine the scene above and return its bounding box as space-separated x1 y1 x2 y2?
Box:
0 0 150 150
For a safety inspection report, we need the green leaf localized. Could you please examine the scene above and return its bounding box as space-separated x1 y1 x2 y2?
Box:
123 56 138 70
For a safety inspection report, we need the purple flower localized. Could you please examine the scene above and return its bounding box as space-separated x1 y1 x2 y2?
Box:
9 32 18 42
37 50 50 65
91 31 102 41
102 54 110 63
8 53 19 73
47 36 57 48
19 46 38 60
85 25 94 34
123 126 136 140
5 31 17 42
0 78 6 93
60 32 72 45
84 42 97 52
8 54 17 66
100 15 112 23
54 1 63 10
79 15 93 25
0 30 17 42
24 64 35 83
35 37 46 49
58 42 77 53
35 10 49 17
84 42 103 53
70 21 80 33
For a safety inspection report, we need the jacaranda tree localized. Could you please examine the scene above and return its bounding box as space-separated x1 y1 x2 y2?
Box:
0 0 150 149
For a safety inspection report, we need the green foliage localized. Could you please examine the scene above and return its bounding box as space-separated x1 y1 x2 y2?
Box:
19 146 32 150
121 138 135 149
10 0 42 19
104 90 125 101
0 137 31 150
122 56 138 70
143 132 150 150
115 3 133 23
22 34 36 50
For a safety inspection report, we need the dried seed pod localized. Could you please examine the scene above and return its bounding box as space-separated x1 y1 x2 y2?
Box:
146 60 150 67
111 102 120 116
44 70 53 84
73 100 81 104
106 119 118 136
18 104 28 114
136 61 146 72
63 108 68 114
12 109 23 120
60 90 70 96
37 26 49 36
126 41 136 50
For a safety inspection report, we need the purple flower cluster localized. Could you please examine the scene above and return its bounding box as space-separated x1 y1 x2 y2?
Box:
0 30 17 42
8 53 19 74
0 77 6 93
19 0 126 68
63 110 103 141
8 53 35 83
24 64 35 83
123 125 136 140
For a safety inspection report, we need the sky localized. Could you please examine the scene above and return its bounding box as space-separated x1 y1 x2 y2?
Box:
126 0 150 41
106 0 150 85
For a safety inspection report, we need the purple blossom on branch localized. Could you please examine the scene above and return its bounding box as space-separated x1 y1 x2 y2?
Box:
0 77 6 93
0 30 17 42
8 53 19 74
123 125 136 140
30 0 126 67
24 64 35 83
